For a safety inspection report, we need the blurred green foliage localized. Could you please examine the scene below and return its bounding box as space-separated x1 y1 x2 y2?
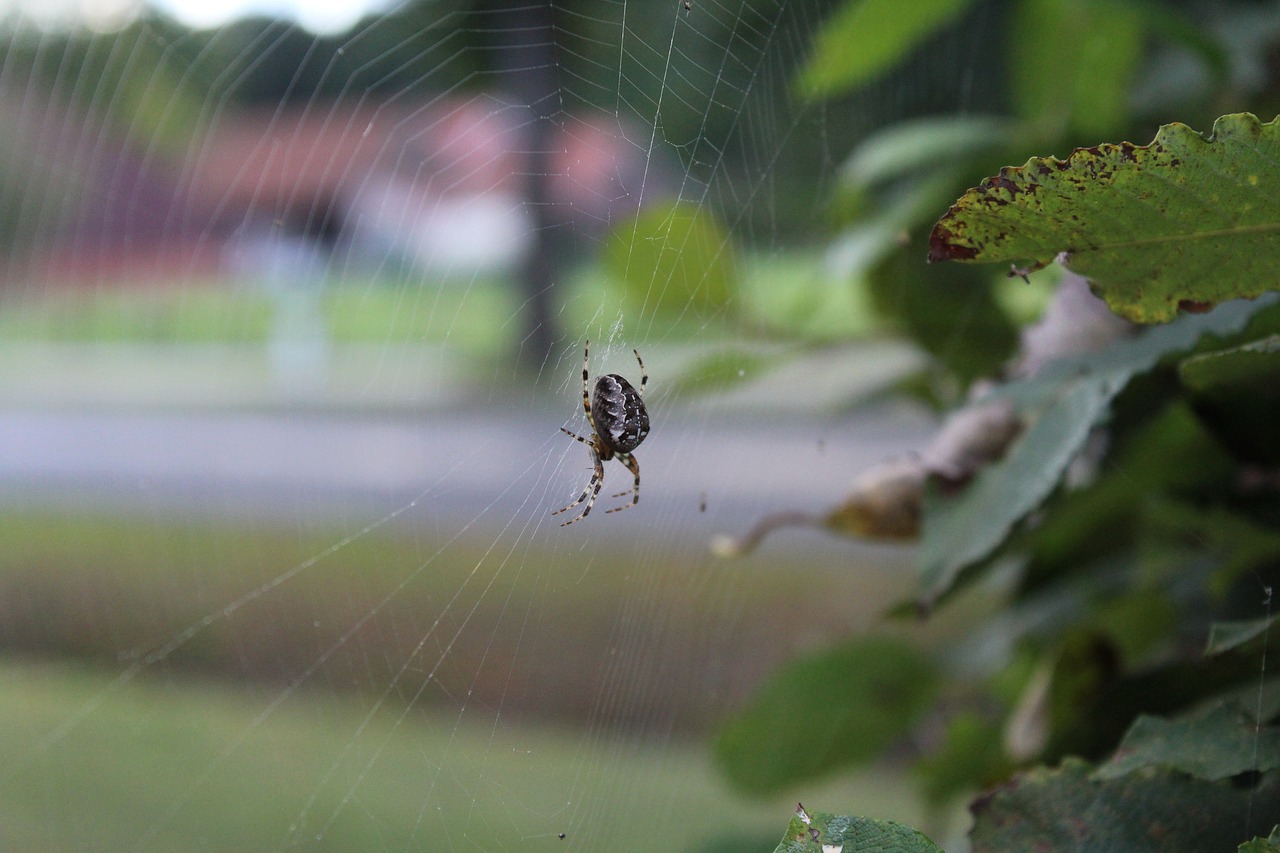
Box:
795 0 971 99
715 637 938 793
719 1 1280 849
0 279 506 345
605 202 738 320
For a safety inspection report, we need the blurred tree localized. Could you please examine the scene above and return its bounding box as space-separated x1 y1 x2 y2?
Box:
484 0 562 369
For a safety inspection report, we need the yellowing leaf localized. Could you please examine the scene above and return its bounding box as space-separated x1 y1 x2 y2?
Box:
929 113 1280 323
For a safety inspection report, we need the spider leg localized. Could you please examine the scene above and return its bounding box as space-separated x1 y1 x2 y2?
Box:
606 453 640 513
632 348 647 397
554 450 606 525
580 340 594 431
559 427 591 446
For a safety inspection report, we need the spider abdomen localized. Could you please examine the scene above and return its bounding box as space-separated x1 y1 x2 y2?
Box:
593 374 650 454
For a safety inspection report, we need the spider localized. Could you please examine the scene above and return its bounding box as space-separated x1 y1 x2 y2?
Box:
553 340 650 526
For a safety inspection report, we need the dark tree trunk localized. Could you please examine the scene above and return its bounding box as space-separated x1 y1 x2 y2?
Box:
488 0 563 373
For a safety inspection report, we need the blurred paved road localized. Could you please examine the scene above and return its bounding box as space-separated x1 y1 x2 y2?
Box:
0 404 931 537
0 341 933 541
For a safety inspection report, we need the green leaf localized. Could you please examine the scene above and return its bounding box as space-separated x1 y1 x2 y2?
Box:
1239 826 1280 852
1144 501 1280 597
867 229 1019 384
1207 615 1280 656
714 638 938 794
1182 335 1280 392
1010 0 1145 137
1095 702 1280 782
604 203 737 318
1142 2 1230 86
840 115 1016 191
928 113 1280 323
1004 296 1275 404
1030 653 1273 766
664 348 778 398
796 0 974 99
969 759 1280 852
1010 399 1234 596
1180 335 1280 463
1090 590 1180 668
1207 679 1280 727
773 805 943 853
919 298 1269 605
832 125 1026 385
913 712 1010 807
1040 633 1125 758
920 378 1115 606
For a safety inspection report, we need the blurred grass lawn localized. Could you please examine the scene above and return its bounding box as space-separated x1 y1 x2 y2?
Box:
0 656 924 852
0 510 925 852
0 511 916 731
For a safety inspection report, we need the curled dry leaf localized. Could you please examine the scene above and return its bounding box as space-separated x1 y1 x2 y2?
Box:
711 271 1135 558
712 399 1021 556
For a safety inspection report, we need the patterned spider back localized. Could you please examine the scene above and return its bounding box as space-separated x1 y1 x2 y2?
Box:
593 374 649 454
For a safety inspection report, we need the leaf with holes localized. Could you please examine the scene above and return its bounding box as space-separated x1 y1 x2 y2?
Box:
773 804 943 853
929 113 1280 323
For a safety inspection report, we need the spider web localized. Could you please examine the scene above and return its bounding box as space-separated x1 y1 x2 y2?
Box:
0 1 967 850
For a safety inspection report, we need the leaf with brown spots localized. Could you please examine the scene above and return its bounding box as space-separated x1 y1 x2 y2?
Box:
1094 702 1280 782
969 759 1280 852
928 113 1280 323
